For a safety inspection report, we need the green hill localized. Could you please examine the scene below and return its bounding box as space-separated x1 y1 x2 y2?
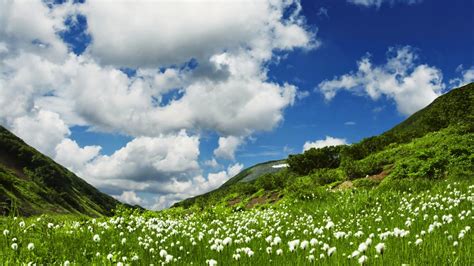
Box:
0 126 125 216
221 159 287 187
173 83 474 210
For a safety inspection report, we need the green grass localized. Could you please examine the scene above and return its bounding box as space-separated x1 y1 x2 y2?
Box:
1 179 472 265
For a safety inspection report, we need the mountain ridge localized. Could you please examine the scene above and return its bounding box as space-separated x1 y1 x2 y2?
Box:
0 126 128 216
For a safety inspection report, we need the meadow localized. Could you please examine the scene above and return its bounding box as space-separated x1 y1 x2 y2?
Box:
1 180 472 265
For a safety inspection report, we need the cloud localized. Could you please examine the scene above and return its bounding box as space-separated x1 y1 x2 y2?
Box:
11 109 70 157
54 138 101 173
80 130 200 190
80 0 315 67
347 0 422 8
113 191 143 206
449 65 474 88
0 0 315 210
0 1 313 139
317 46 444 115
0 0 70 61
303 136 347 152
150 163 244 210
214 136 244 160
204 158 220 169
344 121 356 126
317 7 329 18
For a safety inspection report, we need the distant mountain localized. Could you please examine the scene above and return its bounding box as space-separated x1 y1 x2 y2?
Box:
173 83 474 209
220 160 287 187
0 126 126 216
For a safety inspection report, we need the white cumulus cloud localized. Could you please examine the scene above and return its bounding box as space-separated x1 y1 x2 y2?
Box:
449 65 474 88
214 136 244 161
318 46 444 115
113 191 143 206
0 0 316 210
11 109 70 157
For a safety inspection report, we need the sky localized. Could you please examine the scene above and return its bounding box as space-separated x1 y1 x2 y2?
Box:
0 0 473 210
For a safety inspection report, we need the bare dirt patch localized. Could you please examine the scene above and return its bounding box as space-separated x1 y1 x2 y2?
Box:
245 192 281 209
228 197 241 207
368 168 390 182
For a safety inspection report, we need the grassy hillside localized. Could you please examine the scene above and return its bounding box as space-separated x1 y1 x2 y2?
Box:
1 178 472 265
221 160 287 187
173 83 474 210
0 126 125 216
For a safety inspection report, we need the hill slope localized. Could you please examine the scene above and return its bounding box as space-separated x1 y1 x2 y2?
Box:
220 159 287 187
173 83 474 209
0 126 124 216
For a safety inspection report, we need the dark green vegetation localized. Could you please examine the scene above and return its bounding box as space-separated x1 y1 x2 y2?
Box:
0 126 124 216
174 83 474 210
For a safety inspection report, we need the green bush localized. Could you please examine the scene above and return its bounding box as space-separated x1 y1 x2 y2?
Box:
342 157 384 180
288 145 343 175
310 168 343 185
353 178 379 189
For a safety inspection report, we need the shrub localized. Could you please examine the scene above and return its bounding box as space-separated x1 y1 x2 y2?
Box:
311 168 343 186
288 145 343 175
353 178 379 189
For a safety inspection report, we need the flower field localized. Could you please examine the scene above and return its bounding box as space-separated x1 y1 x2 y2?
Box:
1 180 472 265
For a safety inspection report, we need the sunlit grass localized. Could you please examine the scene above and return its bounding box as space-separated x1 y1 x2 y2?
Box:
1 180 472 265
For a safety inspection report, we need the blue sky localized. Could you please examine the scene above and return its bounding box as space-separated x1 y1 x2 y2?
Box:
0 0 473 209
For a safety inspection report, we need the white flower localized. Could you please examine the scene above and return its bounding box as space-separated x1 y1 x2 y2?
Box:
27 243 35 251
223 237 232 246
117 262 123 266
92 234 100 242
325 221 335 230
19 221 25 227
11 243 18 250
276 249 283 255
300 240 309 250
310 238 318 246
358 243 367 252
64 261 70 266
132 255 139 261
232 254 241 260
358 255 368 264
375 243 385 254
121 238 126 245
365 238 372 246
273 236 282 245
247 250 254 257
3 229 9 236
308 255 315 262
415 239 423 246
266 247 272 254
453 241 458 247
159 249 168 258
206 259 217 266
327 247 336 256
165 254 173 263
